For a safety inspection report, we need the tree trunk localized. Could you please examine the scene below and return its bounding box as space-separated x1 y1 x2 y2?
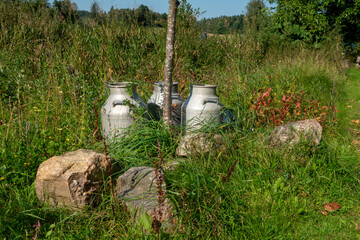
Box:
163 0 179 126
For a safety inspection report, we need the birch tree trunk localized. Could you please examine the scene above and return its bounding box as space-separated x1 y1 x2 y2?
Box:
163 0 179 126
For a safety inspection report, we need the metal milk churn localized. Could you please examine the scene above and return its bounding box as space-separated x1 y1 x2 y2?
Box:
147 81 184 125
181 84 222 133
101 82 146 139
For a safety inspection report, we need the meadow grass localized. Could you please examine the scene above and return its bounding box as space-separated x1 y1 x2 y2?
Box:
0 2 359 239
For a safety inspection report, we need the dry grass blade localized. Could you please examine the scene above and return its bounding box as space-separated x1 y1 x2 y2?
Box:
320 211 328 216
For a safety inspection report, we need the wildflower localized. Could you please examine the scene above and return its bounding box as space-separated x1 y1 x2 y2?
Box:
66 138 70 141
14 155 18 158
0 177 4 181
49 136 52 139
0 120 2 125
24 162 30 166
58 128 62 131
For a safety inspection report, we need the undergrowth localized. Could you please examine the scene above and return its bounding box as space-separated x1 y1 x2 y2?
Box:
0 1 359 239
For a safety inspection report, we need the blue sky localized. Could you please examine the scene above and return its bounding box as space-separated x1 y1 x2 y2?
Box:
49 0 274 19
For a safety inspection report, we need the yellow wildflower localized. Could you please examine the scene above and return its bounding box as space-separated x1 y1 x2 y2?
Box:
0 177 4 181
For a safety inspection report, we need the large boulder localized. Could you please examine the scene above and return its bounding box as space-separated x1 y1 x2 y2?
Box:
176 133 226 157
116 166 172 221
35 149 118 207
268 119 322 148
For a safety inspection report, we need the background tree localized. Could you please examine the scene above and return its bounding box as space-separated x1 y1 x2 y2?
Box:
268 0 360 45
245 0 266 32
90 1 102 22
53 0 78 23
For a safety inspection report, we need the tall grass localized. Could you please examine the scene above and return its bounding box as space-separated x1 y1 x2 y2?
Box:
0 2 359 239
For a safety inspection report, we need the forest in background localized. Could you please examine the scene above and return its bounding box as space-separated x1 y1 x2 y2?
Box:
19 0 360 48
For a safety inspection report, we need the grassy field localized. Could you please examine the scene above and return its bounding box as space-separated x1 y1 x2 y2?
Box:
0 2 360 239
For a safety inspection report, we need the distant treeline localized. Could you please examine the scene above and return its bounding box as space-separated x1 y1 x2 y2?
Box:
77 3 168 27
196 15 245 34
82 3 244 34
8 0 359 51
107 5 168 27
53 1 243 34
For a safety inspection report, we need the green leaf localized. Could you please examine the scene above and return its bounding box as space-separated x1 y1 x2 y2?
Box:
45 230 53 237
297 208 305 215
138 212 152 230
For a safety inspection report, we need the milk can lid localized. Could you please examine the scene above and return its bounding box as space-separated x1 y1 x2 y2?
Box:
108 82 137 88
191 84 217 88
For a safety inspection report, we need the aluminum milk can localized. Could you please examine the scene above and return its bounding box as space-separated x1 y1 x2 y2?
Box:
181 84 222 133
147 81 184 125
101 82 146 139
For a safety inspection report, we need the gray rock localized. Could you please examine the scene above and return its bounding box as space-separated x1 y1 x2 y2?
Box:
356 63 360 69
35 149 118 207
268 119 322 148
116 166 172 221
176 133 225 157
356 56 360 63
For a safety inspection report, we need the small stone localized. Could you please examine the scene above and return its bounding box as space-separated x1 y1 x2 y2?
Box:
176 133 226 157
164 161 180 171
342 59 351 69
268 119 322 148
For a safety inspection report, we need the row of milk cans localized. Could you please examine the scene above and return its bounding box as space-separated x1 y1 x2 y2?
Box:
101 82 226 139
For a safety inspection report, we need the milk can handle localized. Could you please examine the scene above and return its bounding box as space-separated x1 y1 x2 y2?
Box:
113 100 125 107
204 97 219 104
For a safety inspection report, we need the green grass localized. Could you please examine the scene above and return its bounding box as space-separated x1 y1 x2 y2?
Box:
0 2 360 239
346 69 360 119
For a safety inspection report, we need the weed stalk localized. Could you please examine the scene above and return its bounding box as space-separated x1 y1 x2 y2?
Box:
153 138 165 235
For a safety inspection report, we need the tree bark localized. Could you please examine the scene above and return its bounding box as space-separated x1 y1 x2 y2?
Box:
163 0 179 126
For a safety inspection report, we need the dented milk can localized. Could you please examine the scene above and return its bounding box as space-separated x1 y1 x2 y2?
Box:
101 82 146 139
147 81 184 125
181 84 222 133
